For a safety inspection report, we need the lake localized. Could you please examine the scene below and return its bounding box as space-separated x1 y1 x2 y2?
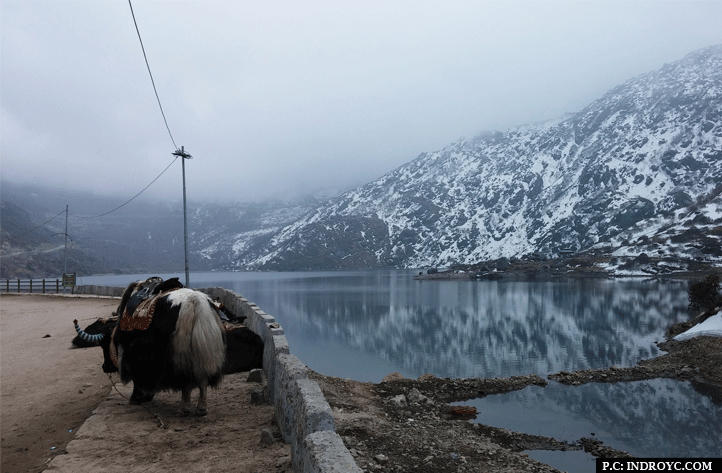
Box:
81 270 722 470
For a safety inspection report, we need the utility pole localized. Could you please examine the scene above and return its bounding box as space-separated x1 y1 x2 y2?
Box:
172 146 192 287
64 205 69 274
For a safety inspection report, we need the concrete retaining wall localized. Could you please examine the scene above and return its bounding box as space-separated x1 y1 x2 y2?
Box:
73 285 126 297
77 284 361 473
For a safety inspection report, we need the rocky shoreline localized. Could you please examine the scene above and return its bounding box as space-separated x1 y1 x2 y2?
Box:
312 306 722 472
413 253 722 281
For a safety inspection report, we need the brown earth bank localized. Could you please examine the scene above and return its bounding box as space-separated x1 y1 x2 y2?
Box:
1 295 119 473
42 373 292 473
2 294 720 473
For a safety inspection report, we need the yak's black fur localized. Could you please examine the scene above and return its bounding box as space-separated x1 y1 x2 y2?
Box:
223 326 264 374
75 278 264 379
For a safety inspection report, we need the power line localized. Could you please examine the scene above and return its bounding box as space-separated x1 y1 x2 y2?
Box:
128 0 177 150
126 0 193 285
73 1 183 220
6 4 185 238
73 156 179 219
9 210 66 238
6 156 178 238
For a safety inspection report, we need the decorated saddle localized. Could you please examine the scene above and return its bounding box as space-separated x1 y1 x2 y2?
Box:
119 277 184 332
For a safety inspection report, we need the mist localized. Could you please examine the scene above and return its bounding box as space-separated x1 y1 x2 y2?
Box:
2 1 722 208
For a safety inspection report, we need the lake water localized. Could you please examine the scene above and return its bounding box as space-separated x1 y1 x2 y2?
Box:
81 270 722 471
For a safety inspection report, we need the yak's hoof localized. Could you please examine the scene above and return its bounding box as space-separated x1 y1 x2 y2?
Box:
130 393 154 405
196 407 208 417
179 407 191 417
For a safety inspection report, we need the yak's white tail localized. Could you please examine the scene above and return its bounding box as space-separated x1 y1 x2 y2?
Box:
170 289 226 385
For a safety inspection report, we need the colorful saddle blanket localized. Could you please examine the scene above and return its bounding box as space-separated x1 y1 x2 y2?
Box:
119 287 182 331
118 277 184 332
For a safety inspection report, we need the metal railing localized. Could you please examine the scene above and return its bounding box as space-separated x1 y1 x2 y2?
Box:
1 278 69 294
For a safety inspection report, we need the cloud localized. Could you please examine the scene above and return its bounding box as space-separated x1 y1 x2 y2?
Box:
2 0 722 207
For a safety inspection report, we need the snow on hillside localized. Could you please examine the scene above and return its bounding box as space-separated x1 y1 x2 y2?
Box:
220 46 722 271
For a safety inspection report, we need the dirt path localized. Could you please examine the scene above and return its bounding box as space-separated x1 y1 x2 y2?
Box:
0 294 291 473
1 295 118 473
1 245 65 258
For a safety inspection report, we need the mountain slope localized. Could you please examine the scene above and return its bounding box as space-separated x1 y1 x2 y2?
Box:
234 45 722 271
0 181 324 278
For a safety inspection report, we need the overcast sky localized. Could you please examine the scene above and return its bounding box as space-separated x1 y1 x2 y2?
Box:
3 1 722 206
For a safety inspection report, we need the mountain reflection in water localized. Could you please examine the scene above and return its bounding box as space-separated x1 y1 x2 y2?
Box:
210 270 691 380
85 270 690 380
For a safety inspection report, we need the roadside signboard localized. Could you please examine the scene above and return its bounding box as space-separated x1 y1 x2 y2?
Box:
62 272 76 287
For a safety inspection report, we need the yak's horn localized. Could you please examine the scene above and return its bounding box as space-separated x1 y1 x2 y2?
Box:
73 319 105 343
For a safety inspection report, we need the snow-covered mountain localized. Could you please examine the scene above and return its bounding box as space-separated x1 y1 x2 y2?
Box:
225 45 722 271
188 198 325 269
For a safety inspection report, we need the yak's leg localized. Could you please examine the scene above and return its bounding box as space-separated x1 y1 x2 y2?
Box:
130 384 155 405
196 385 208 416
179 386 192 416
127 339 159 405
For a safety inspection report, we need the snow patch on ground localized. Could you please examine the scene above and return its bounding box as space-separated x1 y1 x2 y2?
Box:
674 312 722 341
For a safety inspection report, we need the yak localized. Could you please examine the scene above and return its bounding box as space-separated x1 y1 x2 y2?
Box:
73 280 264 376
74 277 240 416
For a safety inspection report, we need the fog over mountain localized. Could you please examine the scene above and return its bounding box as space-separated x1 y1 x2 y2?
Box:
224 45 722 272
4 2 722 203
2 45 721 278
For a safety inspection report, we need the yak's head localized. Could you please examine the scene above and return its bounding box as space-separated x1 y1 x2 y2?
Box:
73 319 118 373
71 317 117 348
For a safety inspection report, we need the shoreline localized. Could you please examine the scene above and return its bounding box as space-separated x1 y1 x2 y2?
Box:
315 316 721 472
413 267 721 281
